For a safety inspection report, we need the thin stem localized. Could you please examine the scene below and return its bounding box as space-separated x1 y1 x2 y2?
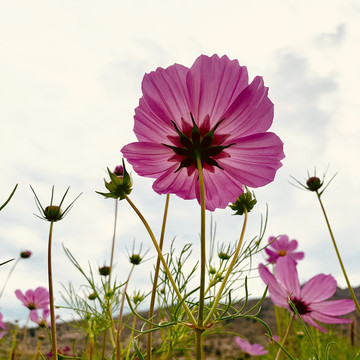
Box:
124 195 196 324
101 200 119 360
194 328 204 360
316 192 360 315
147 194 170 360
196 155 206 329
20 313 30 360
116 265 135 360
203 210 248 327
48 221 58 360
0 257 20 299
275 313 294 360
109 199 118 283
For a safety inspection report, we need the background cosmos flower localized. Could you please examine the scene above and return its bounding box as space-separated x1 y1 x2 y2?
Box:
15 287 50 320
265 235 305 264
122 54 285 211
0 312 5 339
259 257 355 333
234 336 268 356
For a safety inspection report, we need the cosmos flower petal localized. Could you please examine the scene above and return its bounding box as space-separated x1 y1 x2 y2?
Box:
220 132 284 188
153 167 197 200
234 336 268 356
310 311 353 325
300 274 337 303
187 54 249 128
15 289 27 304
134 63 190 143
221 76 274 137
122 142 176 178
309 299 355 316
274 256 301 299
258 264 289 308
301 314 327 333
195 167 245 211
287 239 299 251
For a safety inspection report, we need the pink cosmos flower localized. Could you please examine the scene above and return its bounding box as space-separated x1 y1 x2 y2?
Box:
265 235 304 264
259 257 355 333
234 336 268 356
15 287 50 320
0 312 6 339
122 54 284 211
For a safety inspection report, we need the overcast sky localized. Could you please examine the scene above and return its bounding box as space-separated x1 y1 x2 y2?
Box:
1 0 360 323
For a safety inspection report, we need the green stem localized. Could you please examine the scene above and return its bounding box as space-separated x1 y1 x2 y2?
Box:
203 210 248 327
116 265 135 360
102 199 119 360
20 313 30 360
48 221 58 360
275 313 294 360
194 328 204 360
124 195 196 325
195 156 206 330
0 257 20 299
147 194 170 360
316 192 360 316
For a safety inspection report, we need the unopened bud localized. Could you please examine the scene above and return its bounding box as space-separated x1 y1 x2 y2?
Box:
229 187 257 215
218 252 231 260
88 292 97 300
129 254 142 265
44 205 62 222
20 250 32 259
306 177 322 192
99 266 110 276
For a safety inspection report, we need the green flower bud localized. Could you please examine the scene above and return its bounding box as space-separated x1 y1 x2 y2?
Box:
229 187 257 215
129 254 142 265
209 266 216 275
99 266 110 276
218 252 231 260
44 205 62 221
306 176 323 192
88 292 98 300
96 160 132 200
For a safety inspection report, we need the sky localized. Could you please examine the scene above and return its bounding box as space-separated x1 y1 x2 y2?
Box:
1 0 360 324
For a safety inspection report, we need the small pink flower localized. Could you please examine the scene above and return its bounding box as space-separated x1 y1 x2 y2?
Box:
0 312 6 339
234 336 268 356
122 54 284 211
259 257 355 333
15 287 50 320
265 235 304 264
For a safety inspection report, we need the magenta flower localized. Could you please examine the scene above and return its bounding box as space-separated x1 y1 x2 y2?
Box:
259 257 355 332
122 54 284 211
234 336 268 356
0 312 6 339
15 287 50 320
265 235 304 264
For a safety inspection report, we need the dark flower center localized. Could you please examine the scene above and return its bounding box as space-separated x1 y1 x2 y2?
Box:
163 114 233 173
278 250 287 257
291 298 309 315
28 303 36 310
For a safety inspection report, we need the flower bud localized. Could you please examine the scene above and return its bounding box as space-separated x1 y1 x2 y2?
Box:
306 177 322 192
129 254 142 265
229 187 257 215
99 266 110 276
88 292 97 300
218 252 231 260
20 250 32 259
209 266 216 275
96 160 132 200
113 165 124 176
44 205 62 222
